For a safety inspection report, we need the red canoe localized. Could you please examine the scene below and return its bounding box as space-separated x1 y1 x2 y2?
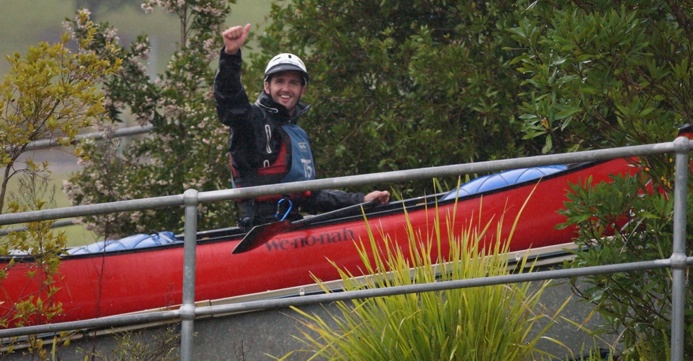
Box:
0 158 642 327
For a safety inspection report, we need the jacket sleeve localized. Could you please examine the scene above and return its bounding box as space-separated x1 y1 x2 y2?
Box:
305 189 365 214
214 48 251 127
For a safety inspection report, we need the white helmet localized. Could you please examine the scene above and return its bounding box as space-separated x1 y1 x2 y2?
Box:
264 53 309 85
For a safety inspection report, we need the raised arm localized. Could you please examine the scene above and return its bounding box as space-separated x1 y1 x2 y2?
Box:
214 24 253 127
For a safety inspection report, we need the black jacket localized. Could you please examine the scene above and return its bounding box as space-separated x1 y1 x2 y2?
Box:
213 49 364 215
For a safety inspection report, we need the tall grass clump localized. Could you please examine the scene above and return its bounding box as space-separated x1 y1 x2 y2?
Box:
277 199 572 361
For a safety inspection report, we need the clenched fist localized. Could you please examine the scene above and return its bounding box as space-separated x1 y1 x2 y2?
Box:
222 23 251 55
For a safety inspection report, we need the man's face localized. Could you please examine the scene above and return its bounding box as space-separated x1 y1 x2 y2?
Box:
264 71 306 114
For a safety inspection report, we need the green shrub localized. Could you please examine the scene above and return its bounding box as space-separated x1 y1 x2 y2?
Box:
559 172 693 360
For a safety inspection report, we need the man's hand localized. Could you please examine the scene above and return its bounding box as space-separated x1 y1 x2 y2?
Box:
364 190 390 205
222 23 251 55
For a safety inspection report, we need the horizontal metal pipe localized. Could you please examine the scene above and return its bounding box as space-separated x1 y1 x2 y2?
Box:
0 195 183 226
3 256 690 338
4 139 687 227
195 257 688 317
18 125 154 151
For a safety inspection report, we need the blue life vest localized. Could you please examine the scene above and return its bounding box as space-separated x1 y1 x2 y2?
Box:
281 123 315 183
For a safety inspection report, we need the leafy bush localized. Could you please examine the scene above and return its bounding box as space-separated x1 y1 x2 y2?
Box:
513 2 693 358
511 1 693 153
559 172 693 360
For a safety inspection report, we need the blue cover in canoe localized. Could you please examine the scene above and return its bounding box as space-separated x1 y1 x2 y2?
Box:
67 231 180 255
441 165 568 201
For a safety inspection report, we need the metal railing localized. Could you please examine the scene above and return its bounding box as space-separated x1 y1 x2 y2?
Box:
0 137 691 361
20 124 154 151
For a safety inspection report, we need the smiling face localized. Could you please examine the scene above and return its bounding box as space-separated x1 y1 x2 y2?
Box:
264 71 306 115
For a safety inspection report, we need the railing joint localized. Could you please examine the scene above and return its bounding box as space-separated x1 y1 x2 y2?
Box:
670 253 688 270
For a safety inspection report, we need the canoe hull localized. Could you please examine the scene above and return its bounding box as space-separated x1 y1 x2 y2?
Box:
0 158 640 326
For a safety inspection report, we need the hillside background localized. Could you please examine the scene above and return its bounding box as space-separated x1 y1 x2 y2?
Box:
1 0 273 244
1 0 273 76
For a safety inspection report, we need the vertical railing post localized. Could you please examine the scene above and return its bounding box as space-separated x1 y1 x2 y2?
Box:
180 189 199 361
670 137 689 361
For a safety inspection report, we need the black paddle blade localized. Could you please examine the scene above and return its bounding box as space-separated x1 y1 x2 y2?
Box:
232 200 380 254
232 220 290 254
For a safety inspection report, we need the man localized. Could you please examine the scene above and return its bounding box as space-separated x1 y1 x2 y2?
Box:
214 24 390 230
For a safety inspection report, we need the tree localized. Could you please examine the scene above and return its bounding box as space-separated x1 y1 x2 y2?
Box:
510 1 693 358
511 1 692 153
64 1 235 238
0 22 119 213
248 0 544 197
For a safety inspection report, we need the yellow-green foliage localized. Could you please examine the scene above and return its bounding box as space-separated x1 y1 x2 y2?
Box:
0 10 120 213
279 202 568 361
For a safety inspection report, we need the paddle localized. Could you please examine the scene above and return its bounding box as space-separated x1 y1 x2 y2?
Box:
232 200 379 254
